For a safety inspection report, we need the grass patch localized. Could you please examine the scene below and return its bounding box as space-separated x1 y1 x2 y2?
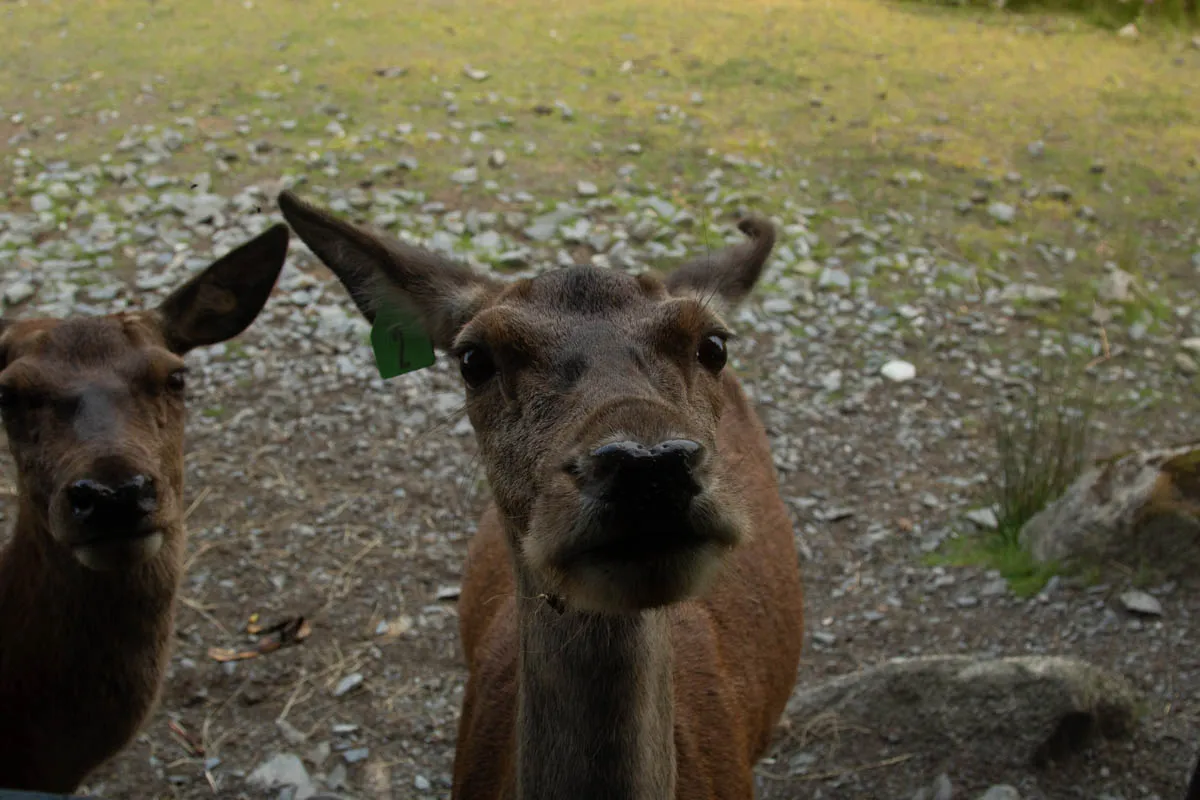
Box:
903 0 1197 28
989 359 1094 544
926 534 1063 597
928 358 1095 595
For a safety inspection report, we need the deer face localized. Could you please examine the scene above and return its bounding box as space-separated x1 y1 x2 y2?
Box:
278 192 775 612
0 224 289 571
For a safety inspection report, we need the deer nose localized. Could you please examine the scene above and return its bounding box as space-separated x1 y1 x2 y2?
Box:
582 438 704 508
68 475 158 529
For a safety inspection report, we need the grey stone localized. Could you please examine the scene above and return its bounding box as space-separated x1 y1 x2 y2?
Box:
988 202 1016 224
1119 589 1163 617
450 167 479 185
332 672 364 697
1020 443 1200 575
247 753 317 800
784 655 1139 772
818 268 851 290
414 775 432 791
978 787 1021 800
487 149 507 168
999 283 1061 305
1097 268 1135 304
463 66 490 81
30 193 52 213
4 281 35 306
576 180 599 197
965 508 999 530
342 747 370 764
1176 353 1198 375
932 773 953 800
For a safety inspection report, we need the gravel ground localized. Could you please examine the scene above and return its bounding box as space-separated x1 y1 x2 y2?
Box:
1 107 1199 800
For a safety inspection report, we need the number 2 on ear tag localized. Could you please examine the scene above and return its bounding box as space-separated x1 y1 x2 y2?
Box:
370 305 436 380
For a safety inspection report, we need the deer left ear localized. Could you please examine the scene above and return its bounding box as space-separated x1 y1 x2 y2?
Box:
154 224 290 355
663 216 776 307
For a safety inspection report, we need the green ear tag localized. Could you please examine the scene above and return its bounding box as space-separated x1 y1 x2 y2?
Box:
370 305 436 380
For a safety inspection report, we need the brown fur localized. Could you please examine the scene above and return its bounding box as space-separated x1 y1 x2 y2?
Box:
278 191 804 800
0 224 289 792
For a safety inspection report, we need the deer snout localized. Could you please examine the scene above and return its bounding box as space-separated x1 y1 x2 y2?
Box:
578 438 705 510
68 474 158 534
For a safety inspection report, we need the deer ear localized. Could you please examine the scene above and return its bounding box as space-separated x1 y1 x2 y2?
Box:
155 224 289 355
663 216 776 307
277 190 500 351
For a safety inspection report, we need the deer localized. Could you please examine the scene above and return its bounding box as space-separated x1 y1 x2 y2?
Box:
0 223 290 792
278 190 805 800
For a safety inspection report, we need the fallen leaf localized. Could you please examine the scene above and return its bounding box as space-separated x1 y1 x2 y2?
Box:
207 616 312 663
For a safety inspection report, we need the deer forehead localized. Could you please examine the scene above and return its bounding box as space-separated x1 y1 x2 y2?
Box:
466 269 728 355
1 316 182 380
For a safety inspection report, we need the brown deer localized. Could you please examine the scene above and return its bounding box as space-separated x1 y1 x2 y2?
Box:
0 224 290 792
278 190 804 800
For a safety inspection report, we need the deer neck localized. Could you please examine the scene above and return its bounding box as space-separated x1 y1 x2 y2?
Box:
512 534 676 800
0 502 183 650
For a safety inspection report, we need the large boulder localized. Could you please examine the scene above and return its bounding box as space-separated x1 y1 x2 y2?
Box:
1019 442 1200 574
784 655 1140 773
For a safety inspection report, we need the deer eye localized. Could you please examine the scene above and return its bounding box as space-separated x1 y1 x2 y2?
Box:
697 334 728 373
459 346 497 389
166 368 188 393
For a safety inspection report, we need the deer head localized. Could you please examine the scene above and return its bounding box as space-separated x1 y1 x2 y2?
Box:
279 192 775 613
0 224 289 571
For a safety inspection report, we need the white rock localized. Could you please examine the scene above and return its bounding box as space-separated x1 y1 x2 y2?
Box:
761 297 794 315
1119 590 1162 617
965 508 999 530
576 180 598 197
978 787 1022 800
1181 337 1200 354
333 672 364 697
1118 22 1139 39
3 281 35 306
1097 268 1134 304
987 202 1015 224
880 360 916 383
247 753 317 800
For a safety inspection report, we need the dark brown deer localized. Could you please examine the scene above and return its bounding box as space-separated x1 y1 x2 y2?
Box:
0 224 290 792
279 190 804 800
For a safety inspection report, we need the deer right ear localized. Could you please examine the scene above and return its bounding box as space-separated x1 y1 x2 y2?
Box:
155 224 290 355
277 191 500 351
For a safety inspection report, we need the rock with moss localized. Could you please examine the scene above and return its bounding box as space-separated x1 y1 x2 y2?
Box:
1019 442 1200 575
784 655 1140 775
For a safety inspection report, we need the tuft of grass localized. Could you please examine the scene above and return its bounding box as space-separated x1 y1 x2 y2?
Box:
927 359 1094 595
989 359 1095 545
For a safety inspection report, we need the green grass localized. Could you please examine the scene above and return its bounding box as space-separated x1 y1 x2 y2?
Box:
905 0 1197 29
927 359 1095 595
926 534 1064 597
989 360 1094 544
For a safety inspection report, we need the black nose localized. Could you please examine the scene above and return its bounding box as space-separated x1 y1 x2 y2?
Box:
68 475 158 531
582 438 704 509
